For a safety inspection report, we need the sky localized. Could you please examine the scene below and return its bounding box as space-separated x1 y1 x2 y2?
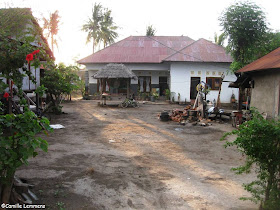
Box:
1 0 280 65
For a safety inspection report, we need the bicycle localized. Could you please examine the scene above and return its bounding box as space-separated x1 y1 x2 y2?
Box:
120 98 139 108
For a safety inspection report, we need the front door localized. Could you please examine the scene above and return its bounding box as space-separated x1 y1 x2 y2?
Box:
159 76 168 96
190 77 200 99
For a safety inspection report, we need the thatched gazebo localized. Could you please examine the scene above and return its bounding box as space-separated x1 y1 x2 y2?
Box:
93 63 137 98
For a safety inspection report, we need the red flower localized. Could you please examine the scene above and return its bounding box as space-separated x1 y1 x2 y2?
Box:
3 92 9 101
32 49 40 55
26 53 34 63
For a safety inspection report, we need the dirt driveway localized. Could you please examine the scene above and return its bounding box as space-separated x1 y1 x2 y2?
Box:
16 100 257 210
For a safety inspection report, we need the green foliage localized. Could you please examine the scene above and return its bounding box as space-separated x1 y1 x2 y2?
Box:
76 79 86 97
0 11 53 202
214 32 226 46
165 89 170 100
35 85 47 98
219 1 268 71
152 92 159 99
56 201 65 210
0 30 41 88
221 108 280 209
0 110 52 183
42 63 80 114
146 25 156 36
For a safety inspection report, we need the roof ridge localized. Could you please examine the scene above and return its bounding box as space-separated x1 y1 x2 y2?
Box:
162 38 199 61
163 38 229 62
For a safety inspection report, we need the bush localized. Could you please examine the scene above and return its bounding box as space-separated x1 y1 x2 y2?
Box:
221 109 280 209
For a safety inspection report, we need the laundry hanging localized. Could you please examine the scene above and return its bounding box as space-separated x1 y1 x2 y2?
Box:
106 81 110 91
146 77 150 92
139 77 144 92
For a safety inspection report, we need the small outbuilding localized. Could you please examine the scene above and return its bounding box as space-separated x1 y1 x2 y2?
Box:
93 63 137 98
234 47 280 118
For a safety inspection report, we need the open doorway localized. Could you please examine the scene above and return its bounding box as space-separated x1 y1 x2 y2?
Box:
190 77 200 99
159 76 168 96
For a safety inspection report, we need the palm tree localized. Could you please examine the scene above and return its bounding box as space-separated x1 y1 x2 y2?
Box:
43 10 60 53
82 3 103 53
99 9 118 48
82 3 118 53
146 25 156 36
214 32 226 46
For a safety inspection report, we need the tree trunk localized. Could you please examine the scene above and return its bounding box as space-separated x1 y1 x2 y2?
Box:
238 87 244 111
264 166 275 206
1 172 15 204
92 38 95 53
51 34 54 53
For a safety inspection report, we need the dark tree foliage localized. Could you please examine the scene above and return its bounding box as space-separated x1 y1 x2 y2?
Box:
146 25 156 36
219 1 268 71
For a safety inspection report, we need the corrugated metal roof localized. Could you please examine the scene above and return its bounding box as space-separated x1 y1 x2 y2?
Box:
78 36 195 64
164 39 232 63
237 47 280 73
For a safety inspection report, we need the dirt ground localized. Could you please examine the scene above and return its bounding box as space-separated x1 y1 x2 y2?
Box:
16 100 258 210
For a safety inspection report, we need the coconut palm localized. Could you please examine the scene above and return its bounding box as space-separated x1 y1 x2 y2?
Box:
82 3 118 53
99 9 118 48
43 10 60 53
82 3 103 53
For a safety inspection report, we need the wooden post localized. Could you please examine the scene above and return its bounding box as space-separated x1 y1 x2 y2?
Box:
238 87 244 111
101 79 106 94
36 92 39 113
127 79 130 98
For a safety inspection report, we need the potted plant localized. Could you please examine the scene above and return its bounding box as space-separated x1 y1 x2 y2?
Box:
165 89 170 101
151 92 159 102
153 92 159 100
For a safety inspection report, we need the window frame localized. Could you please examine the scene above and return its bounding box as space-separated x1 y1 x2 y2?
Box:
138 76 151 93
206 77 222 91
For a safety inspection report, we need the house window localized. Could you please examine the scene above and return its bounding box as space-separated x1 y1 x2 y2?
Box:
138 76 151 93
206 77 222 90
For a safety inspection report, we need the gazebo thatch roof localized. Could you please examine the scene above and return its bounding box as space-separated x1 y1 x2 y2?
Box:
93 64 137 79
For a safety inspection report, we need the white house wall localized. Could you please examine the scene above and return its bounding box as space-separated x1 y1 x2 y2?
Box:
1 66 40 92
170 62 238 103
21 66 40 91
86 63 170 86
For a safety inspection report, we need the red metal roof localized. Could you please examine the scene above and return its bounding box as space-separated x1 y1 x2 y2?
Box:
78 36 195 64
237 47 280 73
78 36 232 64
164 38 232 62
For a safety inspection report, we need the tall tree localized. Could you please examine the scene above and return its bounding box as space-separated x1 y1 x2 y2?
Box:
146 25 156 36
43 10 60 54
98 9 118 48
219 1 268 71
82 3 118 53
